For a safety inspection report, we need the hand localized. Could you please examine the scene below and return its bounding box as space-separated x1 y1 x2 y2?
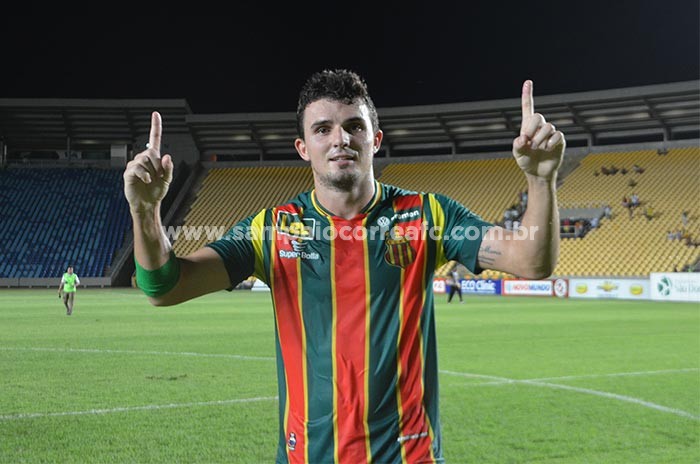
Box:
512 80 565 181
58 292 61 299
123 112 174 211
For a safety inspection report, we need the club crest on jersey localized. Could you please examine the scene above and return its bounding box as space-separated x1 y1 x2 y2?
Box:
276 211 316 240
384 227 416 268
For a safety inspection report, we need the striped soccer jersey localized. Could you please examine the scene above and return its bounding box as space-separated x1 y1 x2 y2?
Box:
207 182 492 464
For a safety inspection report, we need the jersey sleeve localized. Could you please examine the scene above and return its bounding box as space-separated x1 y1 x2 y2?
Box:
426 193 493 274
205 209 268 289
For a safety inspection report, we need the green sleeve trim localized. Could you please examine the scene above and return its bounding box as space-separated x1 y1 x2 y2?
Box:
135 250 181 297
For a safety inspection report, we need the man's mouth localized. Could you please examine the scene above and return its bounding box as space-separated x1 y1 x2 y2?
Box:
330 155 355 161
329 151 357 162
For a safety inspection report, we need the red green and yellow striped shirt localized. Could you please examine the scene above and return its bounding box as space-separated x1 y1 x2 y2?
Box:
207 182 492 463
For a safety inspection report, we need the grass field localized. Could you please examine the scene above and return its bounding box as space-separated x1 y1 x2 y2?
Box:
0 288 698 463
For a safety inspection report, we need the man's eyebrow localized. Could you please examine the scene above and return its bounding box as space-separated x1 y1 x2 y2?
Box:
343 117 365 125
309 119 332 130
310 116 365 129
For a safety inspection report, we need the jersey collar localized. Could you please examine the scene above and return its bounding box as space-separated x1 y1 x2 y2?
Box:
311 180 382 219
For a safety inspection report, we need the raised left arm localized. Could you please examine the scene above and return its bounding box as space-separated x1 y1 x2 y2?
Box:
477 80 565 279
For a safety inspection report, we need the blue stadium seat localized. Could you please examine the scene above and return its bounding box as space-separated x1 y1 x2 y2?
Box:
0 168 132 278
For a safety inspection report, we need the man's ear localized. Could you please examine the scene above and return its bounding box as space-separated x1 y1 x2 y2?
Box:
295 138 310 161
373 129 384 153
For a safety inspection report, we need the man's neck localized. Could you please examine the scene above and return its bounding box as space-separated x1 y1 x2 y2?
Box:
313 178 376 220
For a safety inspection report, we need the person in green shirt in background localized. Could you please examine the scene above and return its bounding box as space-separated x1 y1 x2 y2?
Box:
58 266 80 315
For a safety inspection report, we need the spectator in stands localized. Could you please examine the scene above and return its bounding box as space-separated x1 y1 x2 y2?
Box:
446 268 463 303
620 167 628 175
627 177 637 187
644 204 654 221
123 71 566 463
57 265 80 316
680 228 691 242
632 164 645 174
622 195 632 217
684 235 694 247
519 189 528 208
513 205 521 218
630 193 640 209
681 210 689 227
603 204 612 220
562 217 572 234
590 216 600 228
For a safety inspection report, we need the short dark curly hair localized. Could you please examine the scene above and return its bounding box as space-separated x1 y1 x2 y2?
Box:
296 69 379 139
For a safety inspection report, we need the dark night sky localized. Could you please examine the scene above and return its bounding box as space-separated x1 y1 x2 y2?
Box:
2 3 698 114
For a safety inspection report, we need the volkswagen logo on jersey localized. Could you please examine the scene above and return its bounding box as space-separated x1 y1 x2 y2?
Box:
377 216 391 228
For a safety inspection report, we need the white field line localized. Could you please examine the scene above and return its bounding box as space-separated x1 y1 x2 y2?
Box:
0 396 278 421
3 347 698 421
0 346 275 361
440 369 700 421
527 368 700 382
440 370 514 384
441 368 700 386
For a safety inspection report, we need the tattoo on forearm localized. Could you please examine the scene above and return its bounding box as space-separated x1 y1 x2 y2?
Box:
478 245 502 266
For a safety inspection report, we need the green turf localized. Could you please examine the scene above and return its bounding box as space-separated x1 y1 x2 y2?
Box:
0 289 698 463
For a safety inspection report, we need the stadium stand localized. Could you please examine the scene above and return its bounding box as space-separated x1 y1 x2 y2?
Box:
0 167 131 278
555 147 700 276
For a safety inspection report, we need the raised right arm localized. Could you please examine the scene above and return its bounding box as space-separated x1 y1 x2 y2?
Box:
124 112 229 306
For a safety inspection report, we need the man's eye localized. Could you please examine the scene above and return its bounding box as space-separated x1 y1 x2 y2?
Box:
351 124 364 132
316 127 329 134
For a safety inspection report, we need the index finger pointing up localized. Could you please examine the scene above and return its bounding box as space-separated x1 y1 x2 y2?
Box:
521 80 534 121
148 111 162 153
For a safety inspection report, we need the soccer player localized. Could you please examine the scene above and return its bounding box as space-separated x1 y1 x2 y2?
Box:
124 70 564 463
447 268 463 303
58 265 80 316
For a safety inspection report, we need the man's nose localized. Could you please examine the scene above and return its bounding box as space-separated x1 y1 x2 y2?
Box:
331 126 351 147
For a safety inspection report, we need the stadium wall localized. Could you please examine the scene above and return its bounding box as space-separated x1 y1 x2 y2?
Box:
433 274 700 302
0 277 111 288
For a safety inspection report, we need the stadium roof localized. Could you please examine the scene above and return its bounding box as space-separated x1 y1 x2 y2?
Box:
0 99 191 152
1 80 698 160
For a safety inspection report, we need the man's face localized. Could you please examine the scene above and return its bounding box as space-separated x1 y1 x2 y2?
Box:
295 98 382 192
67 267 73 274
